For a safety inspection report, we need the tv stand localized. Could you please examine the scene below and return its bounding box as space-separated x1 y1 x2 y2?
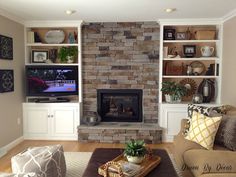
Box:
35 97 70 103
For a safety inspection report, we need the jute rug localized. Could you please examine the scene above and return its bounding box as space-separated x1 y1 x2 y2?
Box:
64 152 182 177
64 152 92 177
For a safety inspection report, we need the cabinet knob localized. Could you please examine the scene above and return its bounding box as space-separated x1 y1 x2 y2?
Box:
51 115 54 118
47 115 50 118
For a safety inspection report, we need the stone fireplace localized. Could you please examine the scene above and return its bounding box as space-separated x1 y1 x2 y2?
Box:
97 89 142 122
78 22 162 143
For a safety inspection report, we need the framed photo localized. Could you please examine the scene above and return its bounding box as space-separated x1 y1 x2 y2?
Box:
164 29 175 40
176 32 186 40
0 70 14 93
183 45 196 58
32 50 48 63
0 35 13 60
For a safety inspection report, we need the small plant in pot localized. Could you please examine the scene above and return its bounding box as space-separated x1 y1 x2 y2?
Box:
58 46 77 63
161 81 187 103
124 140 147 164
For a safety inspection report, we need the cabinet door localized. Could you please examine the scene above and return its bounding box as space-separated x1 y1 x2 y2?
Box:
160 104 188 142
51 107 78 138
23 106 50 137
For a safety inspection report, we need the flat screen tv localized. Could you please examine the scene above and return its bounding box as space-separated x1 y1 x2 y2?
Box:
26 65 78 97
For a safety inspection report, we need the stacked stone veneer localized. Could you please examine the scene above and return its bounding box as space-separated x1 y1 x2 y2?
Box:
78 125 162 144
80 22 161 143
82 22 160 123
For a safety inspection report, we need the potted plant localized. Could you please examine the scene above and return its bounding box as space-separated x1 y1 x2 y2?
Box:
58 46 77 63
161 81 187 103
124 140 147 164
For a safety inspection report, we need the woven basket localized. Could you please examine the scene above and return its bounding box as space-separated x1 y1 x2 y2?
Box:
195 30 216 40
98 161 124 177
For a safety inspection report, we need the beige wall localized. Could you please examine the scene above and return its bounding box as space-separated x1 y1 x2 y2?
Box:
0 15 24 147
222 16 236 106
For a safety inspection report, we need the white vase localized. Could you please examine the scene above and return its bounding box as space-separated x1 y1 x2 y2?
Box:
66 56 74 63
164 94 181 103
126 156 144 164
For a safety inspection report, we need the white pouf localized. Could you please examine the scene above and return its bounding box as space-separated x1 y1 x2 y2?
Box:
11 144 66 177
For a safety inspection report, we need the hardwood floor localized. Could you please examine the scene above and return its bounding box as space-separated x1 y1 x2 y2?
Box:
0 140 173 173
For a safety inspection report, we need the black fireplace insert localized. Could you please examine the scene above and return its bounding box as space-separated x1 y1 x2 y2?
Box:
97 89 143 122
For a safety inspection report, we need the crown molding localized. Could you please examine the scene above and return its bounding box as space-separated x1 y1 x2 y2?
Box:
222 8 236 23
24 20 83 27
0 8 25 24
158 18 222 25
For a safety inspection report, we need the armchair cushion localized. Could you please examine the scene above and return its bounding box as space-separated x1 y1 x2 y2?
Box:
184 149 236 177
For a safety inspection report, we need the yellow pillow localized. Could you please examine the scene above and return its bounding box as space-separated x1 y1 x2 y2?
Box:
185 111 222 150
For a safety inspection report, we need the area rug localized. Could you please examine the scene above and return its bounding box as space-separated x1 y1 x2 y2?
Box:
64 152 182 177
64 152 92 177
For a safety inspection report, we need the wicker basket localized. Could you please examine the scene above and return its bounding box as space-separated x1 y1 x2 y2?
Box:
195 30 216 40
98 161 124 177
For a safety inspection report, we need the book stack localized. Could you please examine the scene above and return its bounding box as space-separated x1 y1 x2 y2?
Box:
109 160 143 177
27 31 35 43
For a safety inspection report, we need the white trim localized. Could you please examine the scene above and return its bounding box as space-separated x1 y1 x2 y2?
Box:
222 8 236 23
0 8 24 24
24 20 83 27
0 148 7 158
158 18 222 25
0 136 24 158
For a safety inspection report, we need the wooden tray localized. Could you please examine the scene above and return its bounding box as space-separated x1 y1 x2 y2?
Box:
98 153 161 177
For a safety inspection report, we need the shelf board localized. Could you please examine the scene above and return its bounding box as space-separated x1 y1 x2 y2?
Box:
25 63 79 66
26 43 78 47
163 40 219 43
163 57 219 61
162 75 218 79
161 102 219 105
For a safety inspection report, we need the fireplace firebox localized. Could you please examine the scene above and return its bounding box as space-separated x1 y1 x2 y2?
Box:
97 89 143 122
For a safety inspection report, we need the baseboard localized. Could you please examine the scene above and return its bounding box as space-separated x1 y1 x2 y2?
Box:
0 148 7 158
0 136 24 158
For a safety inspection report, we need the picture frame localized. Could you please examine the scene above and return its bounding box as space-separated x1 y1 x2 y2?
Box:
183 45 196 58
0 35 13 60
0 70 14 93
164 29 175 40
176 32 186 40
31 50 49 63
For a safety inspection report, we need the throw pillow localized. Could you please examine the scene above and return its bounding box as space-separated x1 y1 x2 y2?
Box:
183 104 228 135
185 111 222 150
215 115 236 151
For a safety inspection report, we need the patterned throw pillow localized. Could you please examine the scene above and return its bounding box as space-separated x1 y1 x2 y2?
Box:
11 144 66 177
0 173 41 177
183 104 228 135
215 115 236 151
185 111 222 150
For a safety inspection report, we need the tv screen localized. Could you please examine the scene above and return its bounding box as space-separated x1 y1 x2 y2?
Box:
26 65 78 97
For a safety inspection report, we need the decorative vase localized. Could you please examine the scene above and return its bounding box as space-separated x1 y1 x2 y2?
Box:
126 156 144 164
165 94 181 103
192 93 203 104
66 56 74 63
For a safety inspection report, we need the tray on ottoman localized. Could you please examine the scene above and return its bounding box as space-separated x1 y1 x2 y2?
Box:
98 153 161 177
82 148 179 177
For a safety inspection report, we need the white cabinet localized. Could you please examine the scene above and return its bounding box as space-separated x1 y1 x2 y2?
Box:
160 104 188 142
23 103 80 140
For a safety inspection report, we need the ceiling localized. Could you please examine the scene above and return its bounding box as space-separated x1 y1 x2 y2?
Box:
0 0 236 22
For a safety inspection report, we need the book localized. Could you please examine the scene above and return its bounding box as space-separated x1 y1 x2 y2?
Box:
27 31 35 43
108 160 143 177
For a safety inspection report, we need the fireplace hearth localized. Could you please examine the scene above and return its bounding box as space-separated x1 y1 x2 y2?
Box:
97 89 143 122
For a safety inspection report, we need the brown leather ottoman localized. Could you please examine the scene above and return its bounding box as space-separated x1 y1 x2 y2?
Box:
82 148 178 177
